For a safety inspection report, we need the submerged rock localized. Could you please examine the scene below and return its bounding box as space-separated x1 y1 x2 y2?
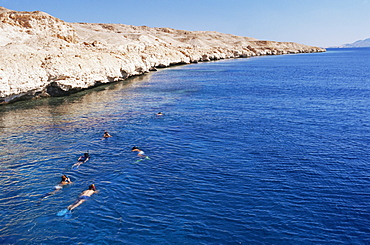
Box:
0 7 325 104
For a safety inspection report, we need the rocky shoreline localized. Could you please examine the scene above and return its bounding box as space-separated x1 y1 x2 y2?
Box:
0 7 325 104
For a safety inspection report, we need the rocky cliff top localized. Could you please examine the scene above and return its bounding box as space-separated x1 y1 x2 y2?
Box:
0 7 325 104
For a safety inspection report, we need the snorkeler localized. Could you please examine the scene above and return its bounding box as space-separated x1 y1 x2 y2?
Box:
78 152 90 162
131 146 146 157
103 130 112 138
131 146 150 162
57 184 98 217
72 152 90 169
67 184 97 211
60 174 72 185
42 175 72 199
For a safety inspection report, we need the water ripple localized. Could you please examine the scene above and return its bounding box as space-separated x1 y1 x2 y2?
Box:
1 50 370 244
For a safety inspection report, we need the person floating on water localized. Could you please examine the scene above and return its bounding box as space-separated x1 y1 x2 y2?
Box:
72 152 90 169
131 146 146 157
132 146 150 162
60 174 72 185
156 112 163 116
57 184 98 217
78 152 90 162
103 130 112 138
42 175 72 199
67 184 98 211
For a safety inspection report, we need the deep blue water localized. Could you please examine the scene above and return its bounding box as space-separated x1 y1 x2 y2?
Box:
1 48 370 244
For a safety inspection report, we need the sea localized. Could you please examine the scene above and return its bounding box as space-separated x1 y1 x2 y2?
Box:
0 48 369 245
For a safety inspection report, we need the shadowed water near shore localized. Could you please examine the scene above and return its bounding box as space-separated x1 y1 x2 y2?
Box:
1 50 370 244
0 74 151 131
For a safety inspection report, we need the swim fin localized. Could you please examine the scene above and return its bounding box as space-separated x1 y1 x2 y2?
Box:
57 209 68 216
64 210 72 219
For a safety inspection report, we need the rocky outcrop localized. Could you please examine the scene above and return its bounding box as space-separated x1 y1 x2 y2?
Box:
0 7 325 104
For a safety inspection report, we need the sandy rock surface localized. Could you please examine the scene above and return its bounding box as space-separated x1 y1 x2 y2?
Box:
0 7 325 103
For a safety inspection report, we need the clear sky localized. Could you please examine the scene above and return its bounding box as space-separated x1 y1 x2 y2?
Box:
0 0 369 47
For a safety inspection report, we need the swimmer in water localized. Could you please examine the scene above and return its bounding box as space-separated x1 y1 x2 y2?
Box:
156 112 163 116
42 175 72 199
78 152 90 162
67 184 98 211
103 130 112 138
72 152 90 169
60 175 72 185
131 146 150 162
131 146 146 157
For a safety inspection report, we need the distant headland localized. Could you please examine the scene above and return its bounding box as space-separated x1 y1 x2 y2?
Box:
0 7 325 104
329 38 370 48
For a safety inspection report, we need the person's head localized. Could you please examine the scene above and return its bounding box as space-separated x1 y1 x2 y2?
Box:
61 175 70 183
131 146 139 151
89 184 96 191
84 152 89 157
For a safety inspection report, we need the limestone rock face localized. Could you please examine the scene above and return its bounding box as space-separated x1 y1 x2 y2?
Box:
0 7 325 103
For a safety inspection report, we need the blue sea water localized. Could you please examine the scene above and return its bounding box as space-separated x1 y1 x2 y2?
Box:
1 48 370 244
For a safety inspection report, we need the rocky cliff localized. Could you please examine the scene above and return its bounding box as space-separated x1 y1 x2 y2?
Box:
0 7 325 104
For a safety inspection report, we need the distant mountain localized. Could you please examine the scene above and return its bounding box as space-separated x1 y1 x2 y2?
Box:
334 38 370 48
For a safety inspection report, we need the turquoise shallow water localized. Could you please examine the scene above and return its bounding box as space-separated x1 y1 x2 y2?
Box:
1 48 370 244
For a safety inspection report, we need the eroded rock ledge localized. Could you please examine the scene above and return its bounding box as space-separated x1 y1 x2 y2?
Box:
0 7 325 104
